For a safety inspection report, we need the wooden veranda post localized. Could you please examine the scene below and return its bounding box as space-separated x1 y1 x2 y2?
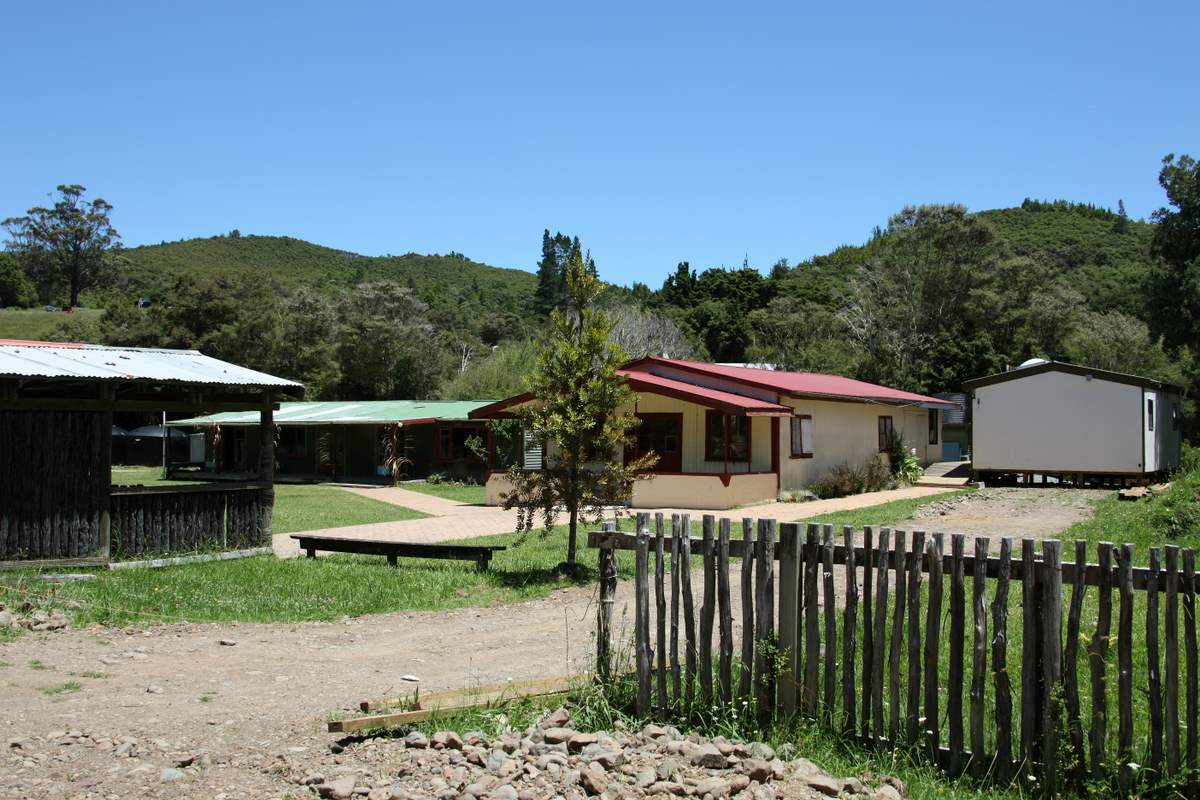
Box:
258 392 275 542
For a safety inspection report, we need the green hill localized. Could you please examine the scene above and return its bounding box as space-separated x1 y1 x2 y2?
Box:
117 233 537 319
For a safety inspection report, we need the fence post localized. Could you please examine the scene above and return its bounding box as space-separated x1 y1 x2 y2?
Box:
1064 539 1087 785
717 518 733 704
889 530 907 744
699 515 716 707
596 520 617 681
1148 547 1164 779
1088 542 1114 782
1166 544 1181 777
777 522 800 716
754 518 776 726
804 523 820 717
822 524 837 727
634 523 651 716
924 532 944 762
669 513 681 706
679 513 696 707
738 517 754 705
970 537 990 778
871 528 891 744
655 515 668 717
906 530 925 744
1041 540 1064 795
948 533 965 776
1021 539 1040 777
992 538 1014 783
842 525 859 737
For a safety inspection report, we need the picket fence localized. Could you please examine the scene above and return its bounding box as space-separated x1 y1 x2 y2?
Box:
588 512 1200 795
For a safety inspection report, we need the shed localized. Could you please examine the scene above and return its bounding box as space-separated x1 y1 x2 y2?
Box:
0 340 302 564
963 359 1183 484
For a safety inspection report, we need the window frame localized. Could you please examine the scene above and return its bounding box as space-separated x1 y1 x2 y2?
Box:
1147 398 1156 432
928 408 939 445
704 410 752 464
878 415 894 453
790 414 813 459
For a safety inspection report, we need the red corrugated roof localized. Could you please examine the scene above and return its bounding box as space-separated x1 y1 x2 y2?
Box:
617 370 792 416
625 356 955 407
0 339 85 348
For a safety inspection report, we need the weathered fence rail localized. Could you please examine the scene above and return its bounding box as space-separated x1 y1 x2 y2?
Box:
110 482 267 556
590 512 1200 795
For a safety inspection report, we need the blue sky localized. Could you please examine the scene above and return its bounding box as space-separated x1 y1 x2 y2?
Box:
2 1 1196 286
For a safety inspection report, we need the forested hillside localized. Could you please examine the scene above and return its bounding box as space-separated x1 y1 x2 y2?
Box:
3 156 1196 421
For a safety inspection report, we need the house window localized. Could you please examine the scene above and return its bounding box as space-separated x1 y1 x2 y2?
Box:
928 409 939 445
1148 399 1156 432
437 426 483 461
628 413 682 472
878 416 894 452
790 414 813 458
705 411 751 463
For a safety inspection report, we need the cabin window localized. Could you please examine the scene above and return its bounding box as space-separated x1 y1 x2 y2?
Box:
628 413 682 472
705 411 751 463
790 414 813 458
1173 403 1181 431
1148 399 1156 432
437 426 482 461
878 416 894 452
928 409 939 445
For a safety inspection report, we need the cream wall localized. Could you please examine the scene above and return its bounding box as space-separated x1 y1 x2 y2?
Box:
777 398 940 492
631 472 778 510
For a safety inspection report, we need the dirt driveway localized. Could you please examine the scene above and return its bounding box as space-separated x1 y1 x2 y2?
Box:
0 487 1105 799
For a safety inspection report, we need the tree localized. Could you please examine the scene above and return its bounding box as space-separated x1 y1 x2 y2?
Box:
605 302 702 359
1148 154 1200 355
276 288 341 398
502 246 656 570
0 252 36 307
3 184 121 306
534 230 591 315
1112 199 1130 234
438 340 539 401
1064 310 1188 385
335 282 449 399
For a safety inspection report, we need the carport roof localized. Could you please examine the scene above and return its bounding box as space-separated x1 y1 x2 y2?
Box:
170 400 494 427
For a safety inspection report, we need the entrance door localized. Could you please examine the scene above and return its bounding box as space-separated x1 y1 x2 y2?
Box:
1144 390 1158 473
628 413 683 472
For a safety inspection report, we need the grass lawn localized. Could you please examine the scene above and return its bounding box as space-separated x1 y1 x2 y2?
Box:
401 480 487 505
110 465 427 535
0 307 104 340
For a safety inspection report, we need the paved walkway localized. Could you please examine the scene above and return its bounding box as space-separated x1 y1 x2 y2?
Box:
272 484 960 558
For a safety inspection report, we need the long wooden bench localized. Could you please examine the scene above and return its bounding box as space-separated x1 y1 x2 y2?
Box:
290 535 506 571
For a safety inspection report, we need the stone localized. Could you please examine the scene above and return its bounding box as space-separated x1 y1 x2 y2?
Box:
159 767 186 782
567 733 599 753
880 775 906 797
541 727 575 745
146 685 164 694
804 774 844 797
301 772 326 785
748 742 775 761
579 744 623 769
647 781 687 796
403 732 429 749
741 758 772 783
0 610 14 627
432 731 464 750
367 790 393 800
218 639 237 646
542 707 571 729
873 786 902 800
490 786 519 800
693 777 731 798
634 767 656 788
317 776 357 799
689 743 727 769
579 767 607 796
641 724 669 739
487 749 512 772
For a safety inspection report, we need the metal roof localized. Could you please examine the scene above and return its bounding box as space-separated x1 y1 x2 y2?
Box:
622 356 956 408
963 360 1185 394
0 340 302 389
170 399 494 427
620 370 793 416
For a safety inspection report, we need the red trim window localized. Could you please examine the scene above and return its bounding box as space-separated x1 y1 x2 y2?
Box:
790 414 813 458
877 416 894 452
627 413 683 472
705 411 751 463
928 409 939 445
436 425 484 462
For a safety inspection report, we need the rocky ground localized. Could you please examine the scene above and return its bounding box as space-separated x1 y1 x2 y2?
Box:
902 487 1106 541
6 705 906 800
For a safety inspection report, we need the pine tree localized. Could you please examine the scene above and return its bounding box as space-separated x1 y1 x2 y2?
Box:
534 229 559 315
1112 199 1130 234
501 245 656 570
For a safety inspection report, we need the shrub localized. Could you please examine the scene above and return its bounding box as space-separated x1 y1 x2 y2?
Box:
809 456 898 499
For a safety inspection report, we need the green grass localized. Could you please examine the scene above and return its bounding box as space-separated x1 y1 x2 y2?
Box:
110 465 427 535
41 681 80 695
401 481 487 505
0 307 103 340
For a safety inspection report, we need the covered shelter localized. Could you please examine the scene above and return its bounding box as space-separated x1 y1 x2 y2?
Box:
169 400 494 482
0 340 302 564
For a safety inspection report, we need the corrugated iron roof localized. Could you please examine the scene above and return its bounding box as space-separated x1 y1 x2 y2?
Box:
624 356 956 408
0 340 302 389
170 399 494 427
620 370 793 416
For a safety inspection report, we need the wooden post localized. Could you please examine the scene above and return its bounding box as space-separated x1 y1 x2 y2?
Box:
679 514 697 707
822 524 836 726
1148 547 1164 779
670 513 681 705
1021 538 1040 776
777 522 800 716
906 530 924 744
804 523 820 717
1117 543 1134 794
717 518 733 704
842 525 858 737
862 525 875 741
948 533 965 776
97 386 114 560
992 538 1013 783
699 515 716 707
1041 540 1063 796
1064 539 1087 784
889 530 907 743
924 532 944 760
755 518 776 725
1089 542 1114 782
596 520 617 680
871 528 891 744
655 516 668 715
970 537 989 778
257 393 275 543
634 527 651 716
1183 549 1197 780
738 517 754 704
1166 544 1181 777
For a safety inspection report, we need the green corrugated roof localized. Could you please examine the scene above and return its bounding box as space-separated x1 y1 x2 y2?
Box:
169 400 494 427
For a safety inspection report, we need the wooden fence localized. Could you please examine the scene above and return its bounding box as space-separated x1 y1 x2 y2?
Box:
110 482 267 556
590 512 1200 795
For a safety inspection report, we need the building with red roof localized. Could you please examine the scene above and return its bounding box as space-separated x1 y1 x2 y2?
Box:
471 356 954 509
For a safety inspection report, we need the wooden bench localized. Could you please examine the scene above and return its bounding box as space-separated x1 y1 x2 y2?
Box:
290 535 506 571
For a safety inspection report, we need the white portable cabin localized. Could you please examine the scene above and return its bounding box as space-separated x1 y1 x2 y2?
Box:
963 360 1183 481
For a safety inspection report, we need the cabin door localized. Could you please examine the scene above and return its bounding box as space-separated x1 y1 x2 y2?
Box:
1144 390 1159 473
628 413 683 472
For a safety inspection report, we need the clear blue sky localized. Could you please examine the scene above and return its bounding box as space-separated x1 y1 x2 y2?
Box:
2 1 1197 286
